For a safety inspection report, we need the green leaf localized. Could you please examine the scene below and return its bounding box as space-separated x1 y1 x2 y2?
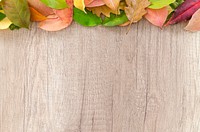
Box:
73 7 102 27
103 11 128 26
9 24 20 30
149 0 175 9
170 0 184 9
40 0 68 9
1 0 30 28
0 12 6 21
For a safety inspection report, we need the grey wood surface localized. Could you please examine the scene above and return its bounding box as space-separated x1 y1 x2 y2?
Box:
0 21 200 132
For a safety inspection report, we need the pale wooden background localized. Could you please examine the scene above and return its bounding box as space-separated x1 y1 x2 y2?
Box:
0 21 200 132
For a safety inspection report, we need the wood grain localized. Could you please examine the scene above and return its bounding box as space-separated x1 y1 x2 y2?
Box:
0 21 200 132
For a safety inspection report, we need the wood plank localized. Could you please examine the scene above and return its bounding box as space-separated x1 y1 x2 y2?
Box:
0 21 200 132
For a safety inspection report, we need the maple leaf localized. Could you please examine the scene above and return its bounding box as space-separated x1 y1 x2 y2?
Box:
85 0 95 5
86 0 105 7
125 0 150 23
87 2 125 17
165 0 200 26
103 0 120 10
185 8 200 31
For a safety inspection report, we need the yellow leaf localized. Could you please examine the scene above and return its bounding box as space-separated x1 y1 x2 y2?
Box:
0 10 12 29
74 0 86 12
0 18 12 29
87 2 125 17
125 0 150 23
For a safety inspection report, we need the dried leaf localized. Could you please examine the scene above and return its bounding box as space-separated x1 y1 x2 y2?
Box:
87 2 125 17
103 0 120 10
86 0 105 7
125 0 150 23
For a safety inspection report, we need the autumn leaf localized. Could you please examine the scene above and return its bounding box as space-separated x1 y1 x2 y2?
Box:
185 8 200 32
39 0 73 31
103 11 128 26
87 2 125 17
29 7 47 22
1 0 30 28
149 0 175 9
86 0 105 7
74 0 86 12
28 0 54 16
170 0 184 10
28 0 73 31
145 7 169 28
0 11 12 29
0 18 12 29
119 21 130 26
125 0 150 23
85 0 95 6
73 7 102 26
9 24 20 30
103 0 120 10
74 0 106 12
165 0 200 26
0 12 6 21
40 0 68 9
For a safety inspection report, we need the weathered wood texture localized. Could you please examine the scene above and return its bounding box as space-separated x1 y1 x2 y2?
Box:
0 21 200 132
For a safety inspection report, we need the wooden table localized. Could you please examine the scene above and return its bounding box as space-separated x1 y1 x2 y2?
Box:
0 21 200 132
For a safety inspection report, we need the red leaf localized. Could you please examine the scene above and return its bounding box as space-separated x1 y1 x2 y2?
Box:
165 0 200 26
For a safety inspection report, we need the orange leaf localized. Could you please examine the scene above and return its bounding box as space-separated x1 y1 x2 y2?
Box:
145 7 168 28
185 9 200 32
39 0 73 31
28 0 54 16
86 0 105 7
28 0 73 31
29 7 47 22
103 0 119 10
